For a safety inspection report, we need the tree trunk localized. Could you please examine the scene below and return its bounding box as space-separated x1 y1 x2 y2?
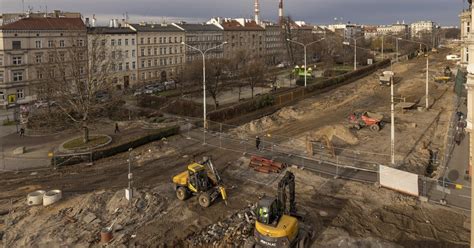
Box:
251 85 254 98
83 126 89 144
238 85 242 101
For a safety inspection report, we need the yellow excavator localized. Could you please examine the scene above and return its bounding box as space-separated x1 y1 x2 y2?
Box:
172 157 227 208
246 171 311 248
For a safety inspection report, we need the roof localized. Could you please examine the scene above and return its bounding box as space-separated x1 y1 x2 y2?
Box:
0 17 86 31
130 23 183 32
88 27 136 34
174 23 222 32
222 20 264 31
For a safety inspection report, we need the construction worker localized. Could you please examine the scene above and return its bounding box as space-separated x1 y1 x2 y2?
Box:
256 136 261 150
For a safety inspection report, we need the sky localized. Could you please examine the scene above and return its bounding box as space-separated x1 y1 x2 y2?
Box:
0 0 465 26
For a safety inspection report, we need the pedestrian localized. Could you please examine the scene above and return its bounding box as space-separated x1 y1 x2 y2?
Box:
19 127 25 137
256 136 261 150
114 123 120 133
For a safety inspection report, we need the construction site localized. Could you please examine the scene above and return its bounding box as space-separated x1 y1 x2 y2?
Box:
0 40 470 248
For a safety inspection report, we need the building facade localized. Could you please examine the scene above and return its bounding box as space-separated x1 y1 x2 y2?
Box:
0 17 86 109
172 23 224 63
410 20 436 38
209 18 265 60
130 23 185 84
264 24 286 64
460 9 471 66
87 27 138 89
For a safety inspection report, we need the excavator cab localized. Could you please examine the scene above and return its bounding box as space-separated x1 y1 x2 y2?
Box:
256 196 280 225
187 163 211 193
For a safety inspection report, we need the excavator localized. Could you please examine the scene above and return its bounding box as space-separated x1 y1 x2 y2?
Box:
172 157 227 208
246 171 311 248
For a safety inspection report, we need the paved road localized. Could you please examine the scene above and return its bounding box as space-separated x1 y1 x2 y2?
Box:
186 128 471 210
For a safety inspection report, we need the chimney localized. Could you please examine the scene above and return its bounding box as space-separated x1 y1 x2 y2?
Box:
92 14 96 27
254 0 260 25
279 0 283 23
85 17 90 27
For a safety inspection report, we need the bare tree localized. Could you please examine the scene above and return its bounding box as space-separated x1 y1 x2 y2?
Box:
37 35 117 143
242 58 266 98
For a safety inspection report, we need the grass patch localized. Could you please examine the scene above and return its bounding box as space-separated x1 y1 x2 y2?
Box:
2 119 16 126
63 135 109 150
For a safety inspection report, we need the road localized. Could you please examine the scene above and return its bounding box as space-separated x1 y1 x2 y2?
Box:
187 128 471 211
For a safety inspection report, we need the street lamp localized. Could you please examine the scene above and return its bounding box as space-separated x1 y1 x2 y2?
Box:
126 147 133 201
342 36 365 71
287 38 325 87
342 42 377 64
181 41 227 130
396 37 430 109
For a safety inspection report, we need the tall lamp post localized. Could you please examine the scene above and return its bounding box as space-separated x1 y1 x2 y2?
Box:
181 41 227 130
343 36 365 71
342 42 377 63
287 38 325 87
396 38 430 109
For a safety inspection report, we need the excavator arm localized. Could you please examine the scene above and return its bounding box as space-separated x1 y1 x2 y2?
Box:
277 171 296 216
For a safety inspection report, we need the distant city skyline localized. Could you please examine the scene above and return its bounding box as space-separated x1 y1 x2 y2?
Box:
1 0 464 26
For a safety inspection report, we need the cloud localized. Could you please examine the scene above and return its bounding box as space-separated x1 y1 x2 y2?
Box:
1 0 462 26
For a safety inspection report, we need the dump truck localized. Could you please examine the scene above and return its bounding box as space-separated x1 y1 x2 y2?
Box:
379 71 394 86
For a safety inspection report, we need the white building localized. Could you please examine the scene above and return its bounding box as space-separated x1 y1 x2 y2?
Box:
87 26 139 89
327 23 363 39
410 20 436 38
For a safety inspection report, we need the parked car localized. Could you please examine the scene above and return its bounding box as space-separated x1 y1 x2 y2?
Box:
95 91 110 103
164 80 176 90
446 54 461 61
34 100 56 108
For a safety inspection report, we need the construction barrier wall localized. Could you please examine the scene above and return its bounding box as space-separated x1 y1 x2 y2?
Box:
379 165 419 196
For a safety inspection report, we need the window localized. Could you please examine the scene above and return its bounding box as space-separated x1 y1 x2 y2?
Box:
131 38 135 45
111 51 116 59
125 39 129 45
0 72 3 82
16 89 24 99
141 48 145 56
147 60 152 67
180 37 183 43
59 40 65 47
101 39 106 46
125 50 129 58
132 50 136 58
48 40 54 48
49 53 54 62
12 41 21 50
12 56 22 65
35 40 42 48
159 37 163 43
141 60 145 68
13 71 23 82
147 38 151 44
132 62 136 69
174 37 177 43
118 39 122 46
131 73 136 80
0 91 4 99
141 72 145 80
154 37 157 43
59 52 65 62
154 59 157 66
111 64 116 71
78 40 84 46
169 37 172 43
36 71 43 79
118 63 123 71
0 57 2 66
35 54 42 63
154 48 157 55
78 52 85 61
111 39 116 46
147 48 151 55
160 48 163 55
126 62 130 70
140 38 144 44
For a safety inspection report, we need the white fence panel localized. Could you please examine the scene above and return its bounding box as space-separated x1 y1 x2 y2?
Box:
380 165 419 196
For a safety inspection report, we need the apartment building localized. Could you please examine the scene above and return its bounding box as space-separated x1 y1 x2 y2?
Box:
460 8 471 66
263 24 286 64
172 23 224 63
0 17 86 109
209 18 265 60
130 23 185 83
87 27 138 89
410 20 436 38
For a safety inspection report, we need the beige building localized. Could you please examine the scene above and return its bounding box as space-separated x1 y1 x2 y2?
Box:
130 23 185 83
88 27 138 89
208 18 265 61
460 9 471 66
0 17 86 109
263 24 286 65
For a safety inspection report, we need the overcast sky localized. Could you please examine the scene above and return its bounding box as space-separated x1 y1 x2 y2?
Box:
0 0 465 26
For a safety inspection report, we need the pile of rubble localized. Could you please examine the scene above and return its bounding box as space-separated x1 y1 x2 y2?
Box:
186 204 257 247
3 187 167 247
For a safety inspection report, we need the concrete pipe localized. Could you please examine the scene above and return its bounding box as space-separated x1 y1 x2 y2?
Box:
27 190 46 206
43 190 62 206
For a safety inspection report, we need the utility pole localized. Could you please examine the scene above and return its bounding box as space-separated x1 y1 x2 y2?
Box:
126 148 133 201
426 57 429 109
381 35 384 59
390 76 395 165
396 38 399 62
354 38 357 71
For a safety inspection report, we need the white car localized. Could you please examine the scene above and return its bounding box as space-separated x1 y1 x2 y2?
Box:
446 55 461 61
34 100 56 108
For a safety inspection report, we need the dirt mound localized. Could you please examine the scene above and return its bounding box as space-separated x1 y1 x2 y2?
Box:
231 106 305 135
310 124 359 145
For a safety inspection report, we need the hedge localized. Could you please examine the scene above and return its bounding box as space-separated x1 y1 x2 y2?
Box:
52 125 180 167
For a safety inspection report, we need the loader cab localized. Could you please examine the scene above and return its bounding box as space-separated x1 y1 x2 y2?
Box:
187 163 211 192
256 196 280 225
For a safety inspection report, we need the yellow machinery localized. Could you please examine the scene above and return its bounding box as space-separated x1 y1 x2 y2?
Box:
246 171 311 248
172 157 227 208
